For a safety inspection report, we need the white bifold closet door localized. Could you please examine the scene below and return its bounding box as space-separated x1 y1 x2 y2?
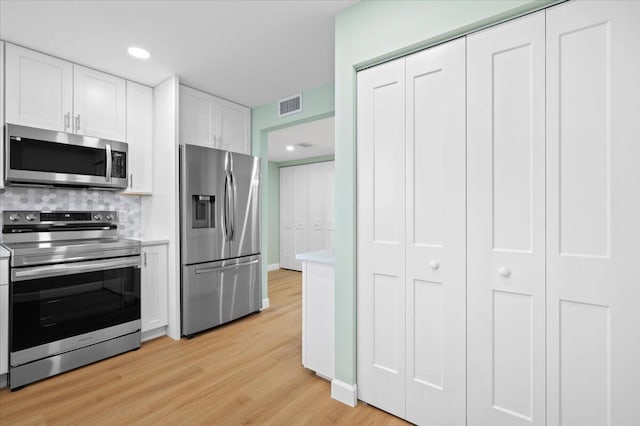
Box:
357 37 466 425
467 11 546 426
279 166 297 270
546 2 640 425
308 162 335 251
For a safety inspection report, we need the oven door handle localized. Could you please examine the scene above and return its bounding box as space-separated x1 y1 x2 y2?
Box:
11 256 141 282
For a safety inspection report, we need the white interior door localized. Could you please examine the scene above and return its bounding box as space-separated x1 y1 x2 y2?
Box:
73 65 126 141
324 162 335 249
357 57 406 418
4 44 73 132
279 166 296 270
404 37 466 426
546 2 640 425
307 162 326 252
292 165 309 271
467 12 546 426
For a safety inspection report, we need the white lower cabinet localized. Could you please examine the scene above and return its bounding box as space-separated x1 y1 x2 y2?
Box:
1 258 9 376
301 259 334 380
141 243 169 335
356 1 640 425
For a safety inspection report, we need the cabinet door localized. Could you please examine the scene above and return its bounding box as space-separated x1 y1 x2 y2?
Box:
179 85 215 147
125 81 153 194
0 260 8 375
404 37 466 426
546 2 640 425
217 98 251 154
141 244 169 333
280 166 296 270
73 65 126 141
0 42 4 190
467 12 546 426
5 44 73 132
357 57 406 418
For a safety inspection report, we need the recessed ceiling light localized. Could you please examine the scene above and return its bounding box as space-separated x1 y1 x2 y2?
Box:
128 46 150 60
286 145 294 152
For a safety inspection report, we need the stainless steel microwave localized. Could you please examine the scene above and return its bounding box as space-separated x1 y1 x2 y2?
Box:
4 124 128 190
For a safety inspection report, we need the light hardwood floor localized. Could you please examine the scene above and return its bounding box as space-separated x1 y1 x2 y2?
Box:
0 269 407 425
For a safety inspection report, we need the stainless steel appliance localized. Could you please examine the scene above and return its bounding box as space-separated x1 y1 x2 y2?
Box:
2 211 141 389
180 144 261 336
4 124 128 190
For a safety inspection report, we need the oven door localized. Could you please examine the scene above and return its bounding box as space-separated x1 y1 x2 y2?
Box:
9 256 141 366
4 124 128 189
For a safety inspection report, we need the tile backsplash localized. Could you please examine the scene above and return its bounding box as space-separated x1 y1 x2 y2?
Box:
0 187 142 238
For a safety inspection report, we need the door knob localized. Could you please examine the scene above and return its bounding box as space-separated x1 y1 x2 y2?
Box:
498 267 511 278
429 260 440 270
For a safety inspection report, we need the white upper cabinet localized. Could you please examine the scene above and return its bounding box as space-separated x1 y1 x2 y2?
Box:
179 85 251 154
5 44 127 142
73 65 127 141
0 42 4 190
217 98 251 154
124 81 153 194
179 85 215 147
5 44 73 132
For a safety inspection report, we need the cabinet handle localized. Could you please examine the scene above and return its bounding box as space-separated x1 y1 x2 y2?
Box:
429 260 440 270
75 114 81 131
498 267 511 278
213 135 217 146
130 173 133 189
144 252 147 267
64 112 70 130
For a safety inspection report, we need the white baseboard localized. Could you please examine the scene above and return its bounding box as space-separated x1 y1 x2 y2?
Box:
261 297 270 310
142 327 167 343
267 263 280 272
331 379 358 407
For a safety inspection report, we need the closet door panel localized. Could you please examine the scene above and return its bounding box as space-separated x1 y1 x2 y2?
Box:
325 162 335 249
357 58 406 418
307 163 326 252
546 2 640 425
293 165 309 271
467 11 546 426
405 37 466 426
279 166 296 270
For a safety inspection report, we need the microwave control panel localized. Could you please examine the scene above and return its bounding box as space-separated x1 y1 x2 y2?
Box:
111 151 127 178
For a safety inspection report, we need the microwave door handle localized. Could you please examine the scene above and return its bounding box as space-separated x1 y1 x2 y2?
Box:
105 143 112 183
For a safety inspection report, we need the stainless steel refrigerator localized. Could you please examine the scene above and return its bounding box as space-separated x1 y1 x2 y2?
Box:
179 144 261 337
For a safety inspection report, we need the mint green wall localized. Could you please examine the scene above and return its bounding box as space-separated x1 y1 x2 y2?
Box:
268 161 280 266
251 82 335 298
334 0 561 385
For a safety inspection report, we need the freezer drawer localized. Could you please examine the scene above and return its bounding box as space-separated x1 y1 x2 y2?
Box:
181 255 261 336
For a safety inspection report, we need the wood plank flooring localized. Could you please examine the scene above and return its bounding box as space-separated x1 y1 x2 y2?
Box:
0 269 407 425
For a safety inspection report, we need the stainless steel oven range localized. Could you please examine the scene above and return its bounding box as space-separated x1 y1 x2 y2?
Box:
2 210 141 390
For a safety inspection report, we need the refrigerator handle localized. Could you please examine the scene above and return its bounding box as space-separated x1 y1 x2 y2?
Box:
230 169 237 241
223 173 231 241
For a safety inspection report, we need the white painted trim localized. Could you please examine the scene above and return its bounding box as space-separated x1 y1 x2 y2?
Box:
331 379 358 407
267 263 280 272
261 298 270 310
142 327 167 343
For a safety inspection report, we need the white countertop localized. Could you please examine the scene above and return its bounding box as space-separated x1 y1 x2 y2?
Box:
296 249 335 265
129 237 170 247
0 246 9 259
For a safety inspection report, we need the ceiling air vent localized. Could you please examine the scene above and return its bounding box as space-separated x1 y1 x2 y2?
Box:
279 93 302 117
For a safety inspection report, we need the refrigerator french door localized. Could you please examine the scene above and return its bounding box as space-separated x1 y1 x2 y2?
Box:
179 144 261 336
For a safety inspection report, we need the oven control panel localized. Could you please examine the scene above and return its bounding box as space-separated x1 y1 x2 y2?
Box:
2 210 119 226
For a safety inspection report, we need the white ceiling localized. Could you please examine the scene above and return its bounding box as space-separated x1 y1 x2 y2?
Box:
268 116 334 162
0 0 355 107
